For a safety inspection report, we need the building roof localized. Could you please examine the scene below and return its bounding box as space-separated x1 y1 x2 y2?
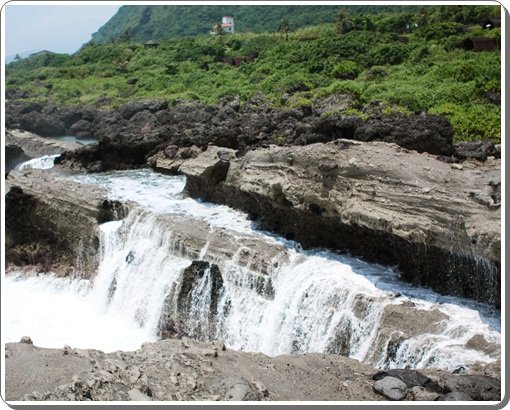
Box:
144 40 160 45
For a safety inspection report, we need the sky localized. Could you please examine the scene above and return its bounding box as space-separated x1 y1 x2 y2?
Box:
4 4 121 57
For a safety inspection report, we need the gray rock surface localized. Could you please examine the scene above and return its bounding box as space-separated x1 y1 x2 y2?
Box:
5 169 125 277
445 375 501 401
178 141 500 306
373 376 408 400
438 392 473 401
5 340 385 401
409 386 441 401
6 128 81 159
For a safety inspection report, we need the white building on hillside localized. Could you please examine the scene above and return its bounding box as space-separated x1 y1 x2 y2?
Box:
221 16 234 33
211 16 235 34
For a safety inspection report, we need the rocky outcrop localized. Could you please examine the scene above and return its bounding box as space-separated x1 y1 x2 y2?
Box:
159 261 224 340
177 141 501 306
5 340 500 402
7 97 456 172
5 129 82 173
5 169 126 277
5 339 385 401
5 144 29 174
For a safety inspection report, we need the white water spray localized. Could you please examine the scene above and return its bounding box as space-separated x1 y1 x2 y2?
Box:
5 170 501 371
16 154 59 170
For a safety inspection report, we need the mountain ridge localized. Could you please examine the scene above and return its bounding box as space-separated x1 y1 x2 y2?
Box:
90 5 419 43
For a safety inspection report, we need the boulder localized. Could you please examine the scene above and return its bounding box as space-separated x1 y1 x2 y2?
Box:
373 369 443 393
373 376 408 400
409 386 441 401
445 375 500 401
454 139 500 162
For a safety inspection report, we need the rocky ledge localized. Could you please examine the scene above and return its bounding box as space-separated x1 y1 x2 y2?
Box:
5 128 82 173
5 339 500 402
171 142 500 307
5 169 126 277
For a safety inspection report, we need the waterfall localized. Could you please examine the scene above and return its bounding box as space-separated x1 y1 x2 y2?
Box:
5 170 500 372
15 154 59 170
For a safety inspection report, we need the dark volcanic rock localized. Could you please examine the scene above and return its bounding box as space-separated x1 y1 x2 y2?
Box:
5 144 30 174
159 261 224 340
354 113 453 156
454 139 500 162
7 98 458 171
118 99 169 120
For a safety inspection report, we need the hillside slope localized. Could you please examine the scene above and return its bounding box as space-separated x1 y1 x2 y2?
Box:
90 5 418 43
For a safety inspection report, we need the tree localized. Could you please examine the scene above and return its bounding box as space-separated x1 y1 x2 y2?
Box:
334 9 354 34
277 18 291 41
418 6 429 27
213 23 226 43
14 54 21 61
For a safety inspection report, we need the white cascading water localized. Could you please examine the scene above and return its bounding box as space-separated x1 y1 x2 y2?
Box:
4 168 501 371
15 154 59 170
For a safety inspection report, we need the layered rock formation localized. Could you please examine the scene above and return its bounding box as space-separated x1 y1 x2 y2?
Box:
5 129 82 173
174 142 500 306
5 169 126 277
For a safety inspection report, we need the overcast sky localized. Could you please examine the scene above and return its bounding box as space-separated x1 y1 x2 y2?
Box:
4 4 121 56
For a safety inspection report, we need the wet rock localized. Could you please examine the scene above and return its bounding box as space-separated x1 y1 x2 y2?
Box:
149 145 202 174
5 144 30 174
159 261 224 340
5 169 115 277
180 142 500 307
373 376 408 400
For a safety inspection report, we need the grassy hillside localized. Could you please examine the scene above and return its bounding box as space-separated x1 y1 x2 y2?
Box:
90 5 419 43
6 6 501 143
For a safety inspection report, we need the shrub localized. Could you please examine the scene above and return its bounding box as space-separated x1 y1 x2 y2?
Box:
331 60 360 80
416 22 465 41
366 43 409 66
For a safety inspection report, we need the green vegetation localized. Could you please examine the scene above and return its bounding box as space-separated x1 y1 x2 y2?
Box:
90 5 420 43
6 5 501 142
